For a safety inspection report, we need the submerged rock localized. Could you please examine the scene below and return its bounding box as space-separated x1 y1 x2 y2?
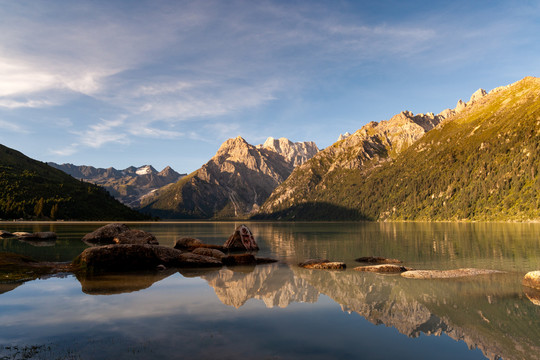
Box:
82 223 130 244
354 264 411 273
355 256 402 264
0 230 14 238
23 232 57 240
401 268 503 279
523 271 540 290
299 259 346 270
114 229 159 245
0 252 72 282
223 224 259 251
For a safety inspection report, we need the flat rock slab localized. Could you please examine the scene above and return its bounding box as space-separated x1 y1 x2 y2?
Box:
192 247 226 259
401 268 503 279
299 259 346 270
355 256 402 264
523 271 540 290
354 264 411 273
18 232 57 241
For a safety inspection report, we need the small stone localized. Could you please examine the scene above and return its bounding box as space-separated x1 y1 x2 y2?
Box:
299 259 346 270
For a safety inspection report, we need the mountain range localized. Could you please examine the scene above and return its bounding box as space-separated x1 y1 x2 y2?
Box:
256 76 540 221
0 145 146 221
139 137 319 219
48 163 185 208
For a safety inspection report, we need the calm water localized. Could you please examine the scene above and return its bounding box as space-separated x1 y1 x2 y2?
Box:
1 221 540 360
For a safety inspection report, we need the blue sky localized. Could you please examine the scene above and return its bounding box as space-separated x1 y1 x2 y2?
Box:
0 0 538 173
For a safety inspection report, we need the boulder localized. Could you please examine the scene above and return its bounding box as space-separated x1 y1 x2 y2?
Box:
82 223 130 244
73 244 222 274
401 268 503 279
114 229 159 245
354 264 411 273
355 256 402 264
523 271 540 290
0 230 14 238
298 259 346 270
223 224 259 251
174 237 203 250
192 247 226 259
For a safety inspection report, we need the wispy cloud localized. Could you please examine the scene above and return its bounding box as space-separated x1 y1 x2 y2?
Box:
72 117 130 149
0 119 29 133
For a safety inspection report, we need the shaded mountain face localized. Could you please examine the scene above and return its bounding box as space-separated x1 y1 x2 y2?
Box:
256 76 540 221
0 144 146 221
48 163 185 208
139 136 319 219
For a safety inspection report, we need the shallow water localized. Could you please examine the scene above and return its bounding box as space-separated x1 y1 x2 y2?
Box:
0 221 539 360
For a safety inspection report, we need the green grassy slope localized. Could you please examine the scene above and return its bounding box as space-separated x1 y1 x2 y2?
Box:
0 145 147 220
256 76 540 221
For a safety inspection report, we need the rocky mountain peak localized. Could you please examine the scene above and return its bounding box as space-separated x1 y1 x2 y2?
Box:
470 88 487 103
257 136 319 167
338 132 351 141
136 165 157 175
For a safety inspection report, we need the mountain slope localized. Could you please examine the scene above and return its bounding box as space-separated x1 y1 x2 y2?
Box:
256 76 540 221
0 145 147 220
139 136 318 219
49 163 185 208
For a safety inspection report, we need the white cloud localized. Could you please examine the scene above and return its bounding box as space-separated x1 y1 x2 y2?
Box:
74 117 130 149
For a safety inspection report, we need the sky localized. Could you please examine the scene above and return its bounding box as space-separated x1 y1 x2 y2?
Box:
0 0 539 173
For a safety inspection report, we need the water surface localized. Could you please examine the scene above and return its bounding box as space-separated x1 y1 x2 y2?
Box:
1 222 539 359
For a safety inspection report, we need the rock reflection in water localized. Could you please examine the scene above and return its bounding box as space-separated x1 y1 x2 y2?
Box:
76 270 176 295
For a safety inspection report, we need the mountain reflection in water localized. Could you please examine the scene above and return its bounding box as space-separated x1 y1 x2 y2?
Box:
68 262 539 360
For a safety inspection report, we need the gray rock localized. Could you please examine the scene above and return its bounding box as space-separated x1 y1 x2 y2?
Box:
298 259 346 270
114 229 159 245
354 264 411 273
401 268 503 279
82 223 130 244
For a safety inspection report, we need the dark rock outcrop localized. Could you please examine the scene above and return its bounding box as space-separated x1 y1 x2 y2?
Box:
19 232 57 240
174 237 203 250
298 259 346 270
222 254 257 266
223 224 259 251
73 244 222 274
82 223 130 244
192 247 226 259
114 229 159 245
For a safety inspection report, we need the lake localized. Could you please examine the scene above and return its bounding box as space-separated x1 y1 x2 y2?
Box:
1 221 539 360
